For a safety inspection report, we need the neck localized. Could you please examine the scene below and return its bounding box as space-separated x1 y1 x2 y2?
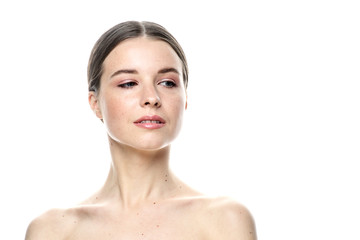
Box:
99 137 177 208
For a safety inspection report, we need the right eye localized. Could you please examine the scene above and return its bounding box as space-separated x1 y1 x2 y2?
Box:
118 81 137 88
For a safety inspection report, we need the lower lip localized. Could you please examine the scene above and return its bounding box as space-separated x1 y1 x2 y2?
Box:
134 122 165 129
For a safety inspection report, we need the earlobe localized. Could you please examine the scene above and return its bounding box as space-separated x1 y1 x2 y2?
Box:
88 91 103 119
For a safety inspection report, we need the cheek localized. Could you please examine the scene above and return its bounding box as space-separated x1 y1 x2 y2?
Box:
101 95 127 121
168 94 186 119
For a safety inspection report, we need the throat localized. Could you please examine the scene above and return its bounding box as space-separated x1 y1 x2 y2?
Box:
101 143 176 208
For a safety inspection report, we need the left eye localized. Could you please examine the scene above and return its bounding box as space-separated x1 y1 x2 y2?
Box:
159 80 176 88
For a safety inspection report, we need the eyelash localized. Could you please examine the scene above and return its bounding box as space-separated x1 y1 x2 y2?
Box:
159 80 177 88
118 81 137 88
117 80 177 89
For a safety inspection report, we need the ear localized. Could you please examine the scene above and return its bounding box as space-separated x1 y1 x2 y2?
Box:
185 91 188 110
88 91 103 120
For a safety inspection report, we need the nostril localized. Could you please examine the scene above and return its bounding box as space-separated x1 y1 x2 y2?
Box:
143 100 160 107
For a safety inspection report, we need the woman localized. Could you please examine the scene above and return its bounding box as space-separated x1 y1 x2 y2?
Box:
26 21 257 240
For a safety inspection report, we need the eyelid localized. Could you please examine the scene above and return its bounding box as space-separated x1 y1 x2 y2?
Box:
117 79 138 84
159 77 177 83
117 79 138 88
158 78 177 87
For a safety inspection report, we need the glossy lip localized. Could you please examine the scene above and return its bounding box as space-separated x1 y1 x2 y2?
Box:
134 115 166 129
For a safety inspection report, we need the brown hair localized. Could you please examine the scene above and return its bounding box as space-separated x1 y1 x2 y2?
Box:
87 21 188 92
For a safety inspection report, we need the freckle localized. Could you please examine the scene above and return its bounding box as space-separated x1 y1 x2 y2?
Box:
74 221 77 223
165 179 168 182
153 202 156 204
62 215 64 218
250 231 253 234
137 212 139 215
156 225 159 228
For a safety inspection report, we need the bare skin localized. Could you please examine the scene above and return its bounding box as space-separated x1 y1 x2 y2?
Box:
26 152 256 240
26 37 256 240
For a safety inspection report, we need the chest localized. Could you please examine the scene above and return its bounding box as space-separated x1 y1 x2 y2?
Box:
66 206 205 240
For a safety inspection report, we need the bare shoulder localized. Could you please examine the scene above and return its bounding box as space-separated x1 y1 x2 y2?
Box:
197 196 257 240
25 207 78 240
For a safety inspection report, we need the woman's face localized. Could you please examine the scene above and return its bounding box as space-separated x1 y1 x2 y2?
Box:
89 37 187 150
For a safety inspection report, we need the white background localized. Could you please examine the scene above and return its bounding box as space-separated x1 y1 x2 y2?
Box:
0 0 359 239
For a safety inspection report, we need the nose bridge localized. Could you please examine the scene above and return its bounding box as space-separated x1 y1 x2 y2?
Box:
141 81 161 107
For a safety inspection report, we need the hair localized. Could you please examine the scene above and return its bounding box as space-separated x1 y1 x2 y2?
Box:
87 21 188 93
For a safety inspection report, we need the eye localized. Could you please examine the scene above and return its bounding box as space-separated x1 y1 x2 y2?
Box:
159 80 177 88
118 81 137 88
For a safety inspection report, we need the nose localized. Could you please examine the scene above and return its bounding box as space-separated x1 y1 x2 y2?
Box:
141 85 162 108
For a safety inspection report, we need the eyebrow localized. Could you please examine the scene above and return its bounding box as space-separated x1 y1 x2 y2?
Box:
158 67 180 75
110 67 180 79
110 69 138 78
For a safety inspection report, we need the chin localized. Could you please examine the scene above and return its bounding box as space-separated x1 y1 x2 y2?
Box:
130 139 172 152
136 145 170 152
108 134 172 151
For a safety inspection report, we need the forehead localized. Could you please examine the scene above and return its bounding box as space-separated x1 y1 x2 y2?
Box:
102 37 182 76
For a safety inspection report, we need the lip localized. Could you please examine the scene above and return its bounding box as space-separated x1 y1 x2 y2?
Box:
134 115 166 129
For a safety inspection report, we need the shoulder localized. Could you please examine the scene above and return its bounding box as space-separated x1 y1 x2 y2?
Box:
25 207 79 240
197 196 257 240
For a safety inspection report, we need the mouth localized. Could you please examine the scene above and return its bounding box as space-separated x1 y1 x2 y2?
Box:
138 120 163 124
134 115 166 129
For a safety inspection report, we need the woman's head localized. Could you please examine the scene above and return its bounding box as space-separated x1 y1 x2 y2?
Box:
88 21 188 93
88 21 188 150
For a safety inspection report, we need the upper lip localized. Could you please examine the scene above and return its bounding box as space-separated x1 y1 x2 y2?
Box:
134 115 166 124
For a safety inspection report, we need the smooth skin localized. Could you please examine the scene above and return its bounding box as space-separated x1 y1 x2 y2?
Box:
26 37 256 240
